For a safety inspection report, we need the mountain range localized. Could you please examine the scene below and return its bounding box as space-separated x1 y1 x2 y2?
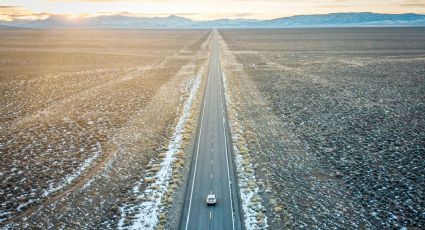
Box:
1 12 425 29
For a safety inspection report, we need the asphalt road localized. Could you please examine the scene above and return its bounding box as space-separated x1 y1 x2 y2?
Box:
180 30 242 230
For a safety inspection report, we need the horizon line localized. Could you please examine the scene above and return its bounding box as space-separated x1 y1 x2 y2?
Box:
2 11 425 22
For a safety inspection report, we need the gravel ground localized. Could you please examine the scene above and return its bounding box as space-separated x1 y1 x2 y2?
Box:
220 28 425 229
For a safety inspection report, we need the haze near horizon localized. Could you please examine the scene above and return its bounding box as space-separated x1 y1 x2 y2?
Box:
1 0 425 21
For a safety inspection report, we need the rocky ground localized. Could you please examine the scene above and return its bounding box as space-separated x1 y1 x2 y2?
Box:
0 29 210 228
220 28 425 229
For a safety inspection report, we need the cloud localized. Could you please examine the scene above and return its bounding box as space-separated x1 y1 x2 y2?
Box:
0 5 49 21
397 0 425 7
95 11 201 17
234 13 255 17
0 5 19 8
48 0 137 2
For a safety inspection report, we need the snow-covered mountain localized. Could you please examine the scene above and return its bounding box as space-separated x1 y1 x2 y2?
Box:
1 12 424 29
262 12 425 27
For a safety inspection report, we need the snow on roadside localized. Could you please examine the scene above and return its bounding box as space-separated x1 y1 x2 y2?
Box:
222 71 268 229
118 70 201 230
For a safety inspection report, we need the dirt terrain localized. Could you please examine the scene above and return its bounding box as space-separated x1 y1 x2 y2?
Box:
1 28 424 229
219 28 425 229
0 29 211 228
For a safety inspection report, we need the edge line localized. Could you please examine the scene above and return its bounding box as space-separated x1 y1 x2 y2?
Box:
184 30 213 230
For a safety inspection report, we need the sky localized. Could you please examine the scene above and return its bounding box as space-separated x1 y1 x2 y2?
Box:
1 0 424 21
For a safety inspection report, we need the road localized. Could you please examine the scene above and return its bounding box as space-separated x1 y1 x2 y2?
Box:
180 30 242 230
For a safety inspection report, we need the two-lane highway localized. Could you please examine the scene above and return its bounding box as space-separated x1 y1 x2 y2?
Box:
180 30 242 230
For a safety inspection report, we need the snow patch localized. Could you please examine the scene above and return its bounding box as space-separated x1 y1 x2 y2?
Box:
43 142 102 197
118 69 202 230
2 142 102 217
80 150 117 192
222 71 268 229
43 142 101 197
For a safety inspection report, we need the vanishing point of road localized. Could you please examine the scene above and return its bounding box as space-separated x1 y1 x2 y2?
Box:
180 30 242 230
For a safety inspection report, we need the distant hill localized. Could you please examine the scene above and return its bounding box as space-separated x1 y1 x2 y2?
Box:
262 12 425 27
0 24 21 29
1 12 424 29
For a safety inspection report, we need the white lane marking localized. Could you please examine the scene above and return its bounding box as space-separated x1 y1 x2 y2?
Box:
210 211 212 220
217 31 236 230
185 32 212 230
210 173 213 179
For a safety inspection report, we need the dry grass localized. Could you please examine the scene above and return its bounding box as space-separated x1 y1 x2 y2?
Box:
0 29 210 227
220 28 425 229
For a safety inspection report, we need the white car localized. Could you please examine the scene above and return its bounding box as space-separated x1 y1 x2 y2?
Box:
206 194 217 205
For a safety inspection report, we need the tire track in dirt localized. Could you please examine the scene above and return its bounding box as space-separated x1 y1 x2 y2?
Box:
3 30 213 227
11 50 192 129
